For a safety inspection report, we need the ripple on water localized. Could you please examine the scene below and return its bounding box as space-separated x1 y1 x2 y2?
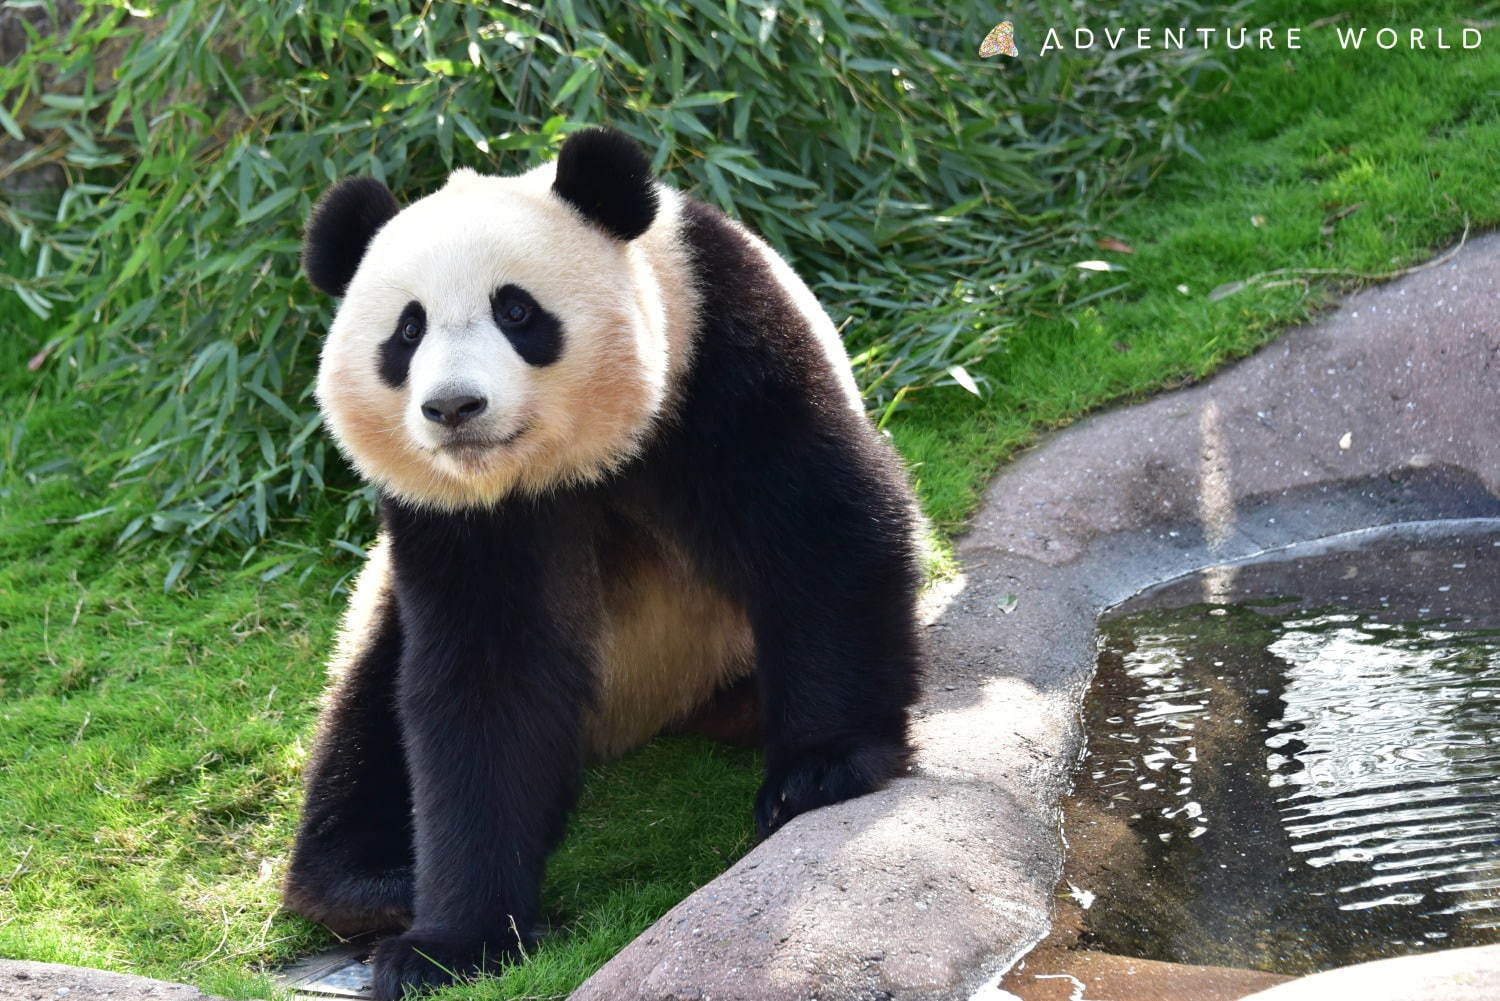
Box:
1068 527 1500 975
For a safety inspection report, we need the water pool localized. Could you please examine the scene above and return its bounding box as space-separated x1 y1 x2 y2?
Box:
1066 523 1500 975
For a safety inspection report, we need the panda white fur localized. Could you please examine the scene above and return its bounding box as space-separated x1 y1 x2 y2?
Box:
282 127 922 999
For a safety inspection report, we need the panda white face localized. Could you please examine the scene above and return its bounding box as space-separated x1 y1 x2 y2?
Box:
310 152 685 510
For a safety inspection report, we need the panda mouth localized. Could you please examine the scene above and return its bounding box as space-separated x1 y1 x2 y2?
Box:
438 423 530 458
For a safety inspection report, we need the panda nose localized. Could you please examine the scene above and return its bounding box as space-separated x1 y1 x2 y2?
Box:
421 394 488 428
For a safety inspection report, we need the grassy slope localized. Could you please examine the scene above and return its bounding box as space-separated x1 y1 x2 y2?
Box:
2 1 1498 996
892 0 1500 530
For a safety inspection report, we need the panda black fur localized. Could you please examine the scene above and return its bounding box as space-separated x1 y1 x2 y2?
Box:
283 127 923 999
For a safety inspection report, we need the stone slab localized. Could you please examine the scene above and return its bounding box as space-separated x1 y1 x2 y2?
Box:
1239 945 1500 1001
0 962 221 1001
1001 950 1291 1001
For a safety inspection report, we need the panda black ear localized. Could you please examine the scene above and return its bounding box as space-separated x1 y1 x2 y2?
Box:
303 177 400 297
552 127 658 242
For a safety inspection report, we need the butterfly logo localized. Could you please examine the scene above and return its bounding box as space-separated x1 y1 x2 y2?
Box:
979 20 1019 58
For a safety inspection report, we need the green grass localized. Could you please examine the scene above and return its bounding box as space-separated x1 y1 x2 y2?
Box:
892 0 1500 529
3 0 1499 996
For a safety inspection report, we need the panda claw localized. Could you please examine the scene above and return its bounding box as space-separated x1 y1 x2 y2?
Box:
754 740 911 839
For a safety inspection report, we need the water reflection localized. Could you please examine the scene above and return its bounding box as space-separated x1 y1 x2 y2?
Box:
1069 530 1500 975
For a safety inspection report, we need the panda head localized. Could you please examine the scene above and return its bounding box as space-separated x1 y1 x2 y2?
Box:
305 128 675 509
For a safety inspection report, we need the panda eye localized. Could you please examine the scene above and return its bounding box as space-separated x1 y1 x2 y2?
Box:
498 301 531 326
400 319 422 343
490 285 559 365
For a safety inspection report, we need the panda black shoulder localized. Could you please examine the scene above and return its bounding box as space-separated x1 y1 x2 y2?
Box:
636 193 917 551
669 196 855 419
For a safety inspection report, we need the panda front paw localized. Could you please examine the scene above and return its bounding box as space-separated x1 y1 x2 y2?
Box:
755 739 911 837
369 929 515 1000
282 864 414 937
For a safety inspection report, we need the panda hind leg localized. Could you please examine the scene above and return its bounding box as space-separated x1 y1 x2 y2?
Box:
667 674 761 747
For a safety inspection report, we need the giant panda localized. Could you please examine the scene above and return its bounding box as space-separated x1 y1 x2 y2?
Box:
282 126 923 1000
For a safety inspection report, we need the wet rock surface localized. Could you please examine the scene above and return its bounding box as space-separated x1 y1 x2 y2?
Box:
577 234 1500 1001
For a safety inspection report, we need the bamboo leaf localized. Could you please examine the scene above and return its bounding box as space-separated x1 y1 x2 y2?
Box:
0 103 24 142
238 188 299 225
0 0 1230 571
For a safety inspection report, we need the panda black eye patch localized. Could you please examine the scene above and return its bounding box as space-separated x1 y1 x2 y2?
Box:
378 300 425 388
491 284 562 367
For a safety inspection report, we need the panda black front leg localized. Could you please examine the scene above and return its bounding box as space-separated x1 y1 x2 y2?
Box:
745 507 923 837
646 187 925 838
751 610 918 839
655 405 924 838
283 573 415 936
372 497 599 1000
